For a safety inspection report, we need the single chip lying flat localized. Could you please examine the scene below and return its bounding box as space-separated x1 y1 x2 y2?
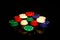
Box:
9 20 18 27
36 16 46 23
26 17 33 22
20 20 28 25
24 25 34 31
19 13 27 18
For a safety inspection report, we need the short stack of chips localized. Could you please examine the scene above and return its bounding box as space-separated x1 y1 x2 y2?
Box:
9 11 50 32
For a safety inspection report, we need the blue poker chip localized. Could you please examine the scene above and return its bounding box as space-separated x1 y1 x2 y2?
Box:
40 23 48 28
32 13 40 18
45 20 50 24
40 20 50 28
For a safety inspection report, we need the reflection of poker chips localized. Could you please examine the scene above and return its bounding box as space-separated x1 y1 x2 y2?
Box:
9 11 50 35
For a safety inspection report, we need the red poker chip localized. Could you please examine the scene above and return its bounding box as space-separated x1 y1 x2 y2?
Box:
30 20 38 27
14 16 19 18
14 16 22 22
26 11 34 16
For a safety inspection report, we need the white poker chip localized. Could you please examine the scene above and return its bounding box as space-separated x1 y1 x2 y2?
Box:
19 13 27 19
36 16 46 23
20 20 28 25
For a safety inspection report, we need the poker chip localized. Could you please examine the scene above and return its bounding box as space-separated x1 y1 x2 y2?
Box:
36 16 46 23
24 25 34 31
32 13 40 18
20 20 28 25
9 20 19 27
14 16 22 22
30 20 38 27
26 11 34 16
19 13 27 19
26 17 34 22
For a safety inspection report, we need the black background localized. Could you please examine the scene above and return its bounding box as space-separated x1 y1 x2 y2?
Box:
1 0 57 40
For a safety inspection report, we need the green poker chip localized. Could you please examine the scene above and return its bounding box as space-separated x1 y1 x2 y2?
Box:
26 17 33 22
24 25 34 31
9 20 18 27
